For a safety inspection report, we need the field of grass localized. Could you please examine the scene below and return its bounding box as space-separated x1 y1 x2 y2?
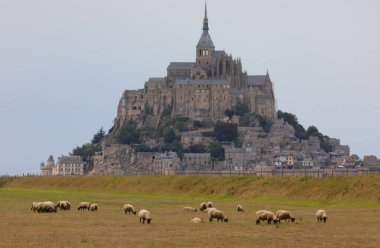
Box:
1 176 380 248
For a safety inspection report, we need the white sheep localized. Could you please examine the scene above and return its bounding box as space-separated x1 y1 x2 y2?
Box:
316 209 328 223
123 204 137 215
31 202 40 212
139 209 152 224
200 202 208 211
275 210 296 223
237 204 244 212
204 208 228 222
78 202 91 211
182 206 197 212
89 203 98 212
55 201 71 210
190 217 204 224
255 210 278 225
36 201 57 213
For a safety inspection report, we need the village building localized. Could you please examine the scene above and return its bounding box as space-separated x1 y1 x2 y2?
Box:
181 153 211 170
52 155 84 176
153 151 179 175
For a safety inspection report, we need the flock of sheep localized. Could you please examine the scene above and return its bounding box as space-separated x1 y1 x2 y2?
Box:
30 200 328 225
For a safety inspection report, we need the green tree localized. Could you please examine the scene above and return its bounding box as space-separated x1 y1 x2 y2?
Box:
207 143 225 161
163 141 184 159
188 144 206 153
116 121 140 144
164 129 176 144
234 101 249 116
306 126 320 138
224 109 234 119
278 110 307 139
91 127 105 144
214 121 238 142
193 120 205 128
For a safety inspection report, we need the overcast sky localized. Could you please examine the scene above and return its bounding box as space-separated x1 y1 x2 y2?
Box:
0 0 379 175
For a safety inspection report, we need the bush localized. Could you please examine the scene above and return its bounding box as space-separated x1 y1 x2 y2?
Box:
201 131 215 137
214 121 238 142
116 121 140 144
188 144 206 153
234 101 249 116
193 120 205 128
208 143 225 161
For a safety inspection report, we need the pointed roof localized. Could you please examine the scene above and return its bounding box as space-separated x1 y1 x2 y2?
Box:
197 3 214 48
47 155 54 162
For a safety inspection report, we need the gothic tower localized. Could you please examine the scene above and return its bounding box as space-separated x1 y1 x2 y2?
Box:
196 3 215 69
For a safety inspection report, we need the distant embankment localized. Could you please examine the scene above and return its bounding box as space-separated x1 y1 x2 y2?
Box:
2 176 380 201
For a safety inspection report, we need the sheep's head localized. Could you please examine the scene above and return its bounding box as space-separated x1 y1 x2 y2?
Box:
290 217 296 222
322 216 327 222
133 211 137 215
255 218 261 225
223 217 229 223
147 218 152 224
273 218 279 224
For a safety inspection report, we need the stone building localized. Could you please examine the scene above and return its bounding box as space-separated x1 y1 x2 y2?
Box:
153 151 179 175
181 131 203 148
52 155 84 176
182 153 211 170
363 155 379 167
111 4 275 134
40 155 54 176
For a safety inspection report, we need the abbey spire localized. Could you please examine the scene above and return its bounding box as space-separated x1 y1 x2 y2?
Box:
196 3 214 64
203 2 209 31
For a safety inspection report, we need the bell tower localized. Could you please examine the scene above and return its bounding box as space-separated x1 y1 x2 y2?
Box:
196 3 214 66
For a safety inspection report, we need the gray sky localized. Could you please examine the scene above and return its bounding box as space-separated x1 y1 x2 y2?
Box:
0 0 379 175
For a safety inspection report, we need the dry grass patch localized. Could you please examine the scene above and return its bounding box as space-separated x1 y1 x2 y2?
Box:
1 184 380 248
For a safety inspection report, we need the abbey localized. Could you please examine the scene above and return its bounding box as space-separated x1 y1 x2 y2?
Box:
112 5 275 132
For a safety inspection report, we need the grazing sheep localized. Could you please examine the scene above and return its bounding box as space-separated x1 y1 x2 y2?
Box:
191 217 204 224
138 209 152 224
90 203 98 212
36 201 57 213
123 204 137 215
255 210 279 225
276 210 296 223
237 204 244 212
55 201 71 210
207 201 214 208
204 208 228 223
316 209 328 223
31 202 40 212
182 206 197 212
200 202 208 211
78 202 91 211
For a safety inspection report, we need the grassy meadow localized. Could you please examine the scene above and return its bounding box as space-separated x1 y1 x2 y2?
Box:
1 176 380 248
